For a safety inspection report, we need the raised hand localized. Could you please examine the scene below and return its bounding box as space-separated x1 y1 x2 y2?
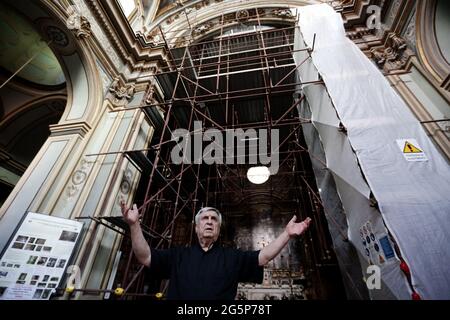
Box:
120 200 140 226
285 215 312 238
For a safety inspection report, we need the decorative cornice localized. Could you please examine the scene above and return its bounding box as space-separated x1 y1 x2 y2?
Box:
85 0 130 64
66 7 92 39
344 0 419 74
335 0 373 25
166 7 297 47
93 0 170 75
346 26 373 40
49 121 92 138
369 32 414 74
87 0 407 80
108 77 136 107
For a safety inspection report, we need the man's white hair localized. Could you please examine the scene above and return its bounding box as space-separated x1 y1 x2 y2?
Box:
195 207 222 225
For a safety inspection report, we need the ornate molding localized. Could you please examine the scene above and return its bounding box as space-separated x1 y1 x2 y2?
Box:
89 0 382 78
236 9 251 23
144 28 163 46
346 26 373 40
343 0 420 75
108 77 136 106
36 18 77 56
334 0 372 24
66 157 95 199
192 21 214 37
91 0 169 77
169 7 295 47
272 8 294 18
120 168 133 195
66 6 92 39
144 82 157 105
87 0 420 80
84 0 130 64
402 7 416 54
49 121 92 138
370 32 414 74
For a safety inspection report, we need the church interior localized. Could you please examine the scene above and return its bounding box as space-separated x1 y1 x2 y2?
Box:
0 0 449 301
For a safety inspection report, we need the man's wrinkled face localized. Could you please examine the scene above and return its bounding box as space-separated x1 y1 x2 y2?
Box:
195 210 220 242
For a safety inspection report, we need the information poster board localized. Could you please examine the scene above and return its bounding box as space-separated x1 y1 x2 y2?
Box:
0 212 83 300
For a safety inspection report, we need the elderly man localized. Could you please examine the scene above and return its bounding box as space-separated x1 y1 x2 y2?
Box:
120 202 312 300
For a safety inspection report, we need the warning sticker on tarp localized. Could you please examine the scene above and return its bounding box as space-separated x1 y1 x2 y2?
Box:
396 139 428 162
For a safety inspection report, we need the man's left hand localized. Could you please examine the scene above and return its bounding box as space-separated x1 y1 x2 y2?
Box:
286 216 312 238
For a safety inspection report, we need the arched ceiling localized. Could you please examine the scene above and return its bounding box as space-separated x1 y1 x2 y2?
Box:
0 2 65 86
146 0 321 30
121 0 323 40
140 1 319 48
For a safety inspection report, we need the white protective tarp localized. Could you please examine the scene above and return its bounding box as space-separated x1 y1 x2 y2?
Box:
294 53 411 298
298 4 450 299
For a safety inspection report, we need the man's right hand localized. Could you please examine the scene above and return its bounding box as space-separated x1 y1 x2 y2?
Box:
120 200 140 226
120 200 151 267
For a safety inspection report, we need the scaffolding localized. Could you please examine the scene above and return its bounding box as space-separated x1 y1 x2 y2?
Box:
74 9 346 300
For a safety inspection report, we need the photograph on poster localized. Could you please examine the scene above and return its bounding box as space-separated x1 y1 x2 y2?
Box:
46 258 57 268
59 231 78 242
0 212 83 300
37 257 48 265
41 289 51 299
27 256 38 264
57 259 66 268
15 236 28 242
18 273 27 281
12 242 25 249
33 289 43 299
24 244 36 251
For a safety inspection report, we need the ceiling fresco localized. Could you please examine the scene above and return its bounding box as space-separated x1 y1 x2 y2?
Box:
0 3 65 86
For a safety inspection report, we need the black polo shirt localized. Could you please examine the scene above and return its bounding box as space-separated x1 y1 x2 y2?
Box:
147 243 264 300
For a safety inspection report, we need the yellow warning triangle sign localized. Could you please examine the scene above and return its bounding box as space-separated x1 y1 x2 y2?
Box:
403 141 423 153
